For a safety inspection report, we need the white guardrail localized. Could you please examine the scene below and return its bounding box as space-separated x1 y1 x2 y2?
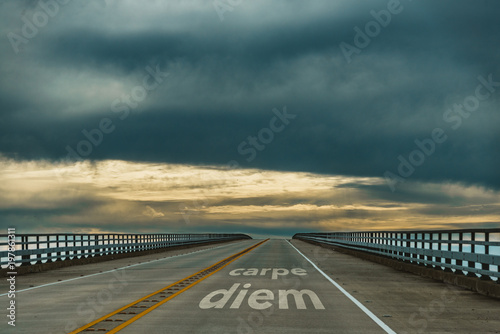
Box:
0 233 251 268
293 229 500 280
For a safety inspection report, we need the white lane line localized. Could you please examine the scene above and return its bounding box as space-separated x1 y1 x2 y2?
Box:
287 240 396 334
0 241 247 296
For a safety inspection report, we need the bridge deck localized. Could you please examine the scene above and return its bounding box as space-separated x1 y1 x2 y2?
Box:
1 239 499 333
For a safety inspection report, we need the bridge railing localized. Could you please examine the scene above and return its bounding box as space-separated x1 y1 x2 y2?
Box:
0 233 251 268
293 229 500 280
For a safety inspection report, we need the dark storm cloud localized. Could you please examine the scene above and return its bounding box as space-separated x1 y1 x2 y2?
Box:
1 0 499 191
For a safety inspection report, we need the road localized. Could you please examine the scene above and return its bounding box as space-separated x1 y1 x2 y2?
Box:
1 239 499 333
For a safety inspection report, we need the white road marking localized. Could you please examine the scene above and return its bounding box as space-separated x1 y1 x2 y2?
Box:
199 283 325 310
0 241 245 296
287 240 397 334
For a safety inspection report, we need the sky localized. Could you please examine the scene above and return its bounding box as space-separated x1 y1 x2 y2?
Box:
0 0 499 237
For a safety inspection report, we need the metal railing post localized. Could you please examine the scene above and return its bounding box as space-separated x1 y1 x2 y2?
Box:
466 232 477 277
481 232 491 281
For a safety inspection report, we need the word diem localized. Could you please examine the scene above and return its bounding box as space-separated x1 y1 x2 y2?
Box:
199 283 325 310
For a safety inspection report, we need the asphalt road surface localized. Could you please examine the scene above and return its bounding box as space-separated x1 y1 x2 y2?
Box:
1 239 499 333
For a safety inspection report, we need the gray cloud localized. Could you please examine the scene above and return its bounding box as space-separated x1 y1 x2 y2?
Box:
0 0 499 234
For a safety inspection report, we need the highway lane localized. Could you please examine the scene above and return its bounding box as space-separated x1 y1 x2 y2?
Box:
0 239 259 333
117 239 392 333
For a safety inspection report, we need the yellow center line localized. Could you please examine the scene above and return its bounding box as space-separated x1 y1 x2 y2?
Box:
68 239 268 334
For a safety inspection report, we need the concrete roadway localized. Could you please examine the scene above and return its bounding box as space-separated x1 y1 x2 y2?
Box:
1 239 499 333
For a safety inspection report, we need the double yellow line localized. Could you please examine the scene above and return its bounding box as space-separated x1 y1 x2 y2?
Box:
69 239 268 333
